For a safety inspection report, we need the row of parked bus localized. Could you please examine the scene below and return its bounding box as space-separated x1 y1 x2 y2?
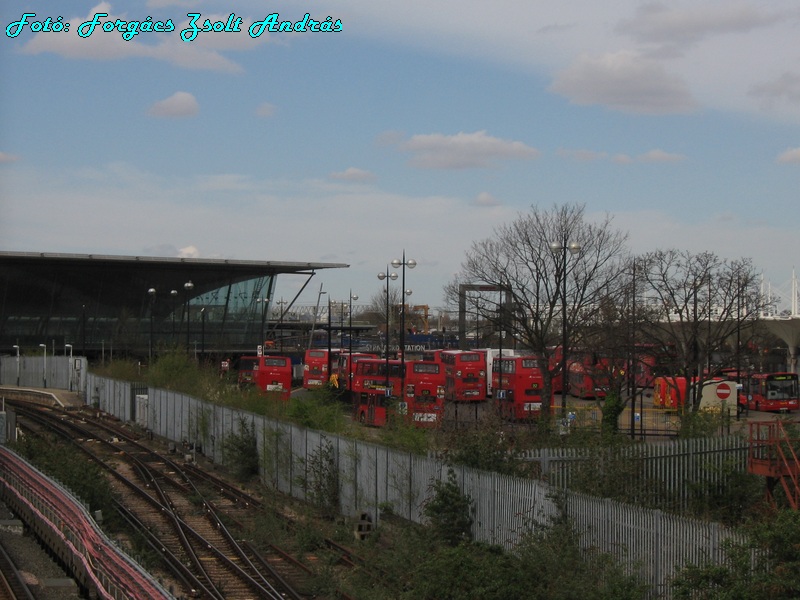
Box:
236 347 800 428
301 348 553 427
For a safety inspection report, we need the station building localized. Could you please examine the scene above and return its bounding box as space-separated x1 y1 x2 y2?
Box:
0 251 347 359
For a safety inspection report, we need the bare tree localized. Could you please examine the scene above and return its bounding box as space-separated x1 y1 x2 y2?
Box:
635 250 766 412
362 286 407 349
445 203 629 426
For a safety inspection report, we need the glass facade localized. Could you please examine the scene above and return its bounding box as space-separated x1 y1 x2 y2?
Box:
0 252 346 358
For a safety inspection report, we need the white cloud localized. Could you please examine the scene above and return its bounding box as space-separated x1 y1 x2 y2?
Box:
473 192 501 207
148 92 199 118
557 148 608 162
193 174 255 191
0 152 19 163
558 148 685 163
616 2 782 48
327 0 800 121
777 148 800 164
179 245 200 258
550 51 697 115
329 167 376 182
750 72 800 107
639 149 687 163
395 130 539 169
255 103 277 118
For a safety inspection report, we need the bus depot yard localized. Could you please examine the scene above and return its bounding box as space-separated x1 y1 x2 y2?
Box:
234 345 792 439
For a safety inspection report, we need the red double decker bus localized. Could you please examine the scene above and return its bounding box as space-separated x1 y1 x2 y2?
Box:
743 372 799 412
237 355 260 387
633 345 677 388
568 359 610 400
302 348 342 389
406 360 445 427
441 350 487 402
351 358 404 426
493 356 547 420
334 352 379 391
253 355 293 400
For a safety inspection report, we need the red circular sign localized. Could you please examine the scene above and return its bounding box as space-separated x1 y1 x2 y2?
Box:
716 382 732 400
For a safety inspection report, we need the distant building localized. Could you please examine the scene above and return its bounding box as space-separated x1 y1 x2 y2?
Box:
0 251 347 358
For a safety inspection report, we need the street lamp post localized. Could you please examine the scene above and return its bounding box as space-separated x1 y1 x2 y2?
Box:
550 239 581 417
276 298 287 352
148 287 156 363
327 296 333 380
377 268 398 390
170 289 178 345
184 280 194 352
200 307 206 359
12 345 19 387
348 291 358 391
65 343 73 391
257 296 270 349
391 252 416 398
308 285 326 353
39 343 47 388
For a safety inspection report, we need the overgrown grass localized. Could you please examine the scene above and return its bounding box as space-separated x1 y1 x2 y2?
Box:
11 433 120 529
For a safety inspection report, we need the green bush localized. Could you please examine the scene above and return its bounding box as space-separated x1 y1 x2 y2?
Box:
221 416 259 482
672 508 800 599
422 467 474 546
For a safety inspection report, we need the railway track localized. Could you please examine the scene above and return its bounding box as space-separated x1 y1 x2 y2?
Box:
11 402 366 600
0 538 36 600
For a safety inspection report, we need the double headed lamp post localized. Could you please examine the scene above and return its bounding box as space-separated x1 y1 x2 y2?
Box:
348 291 358 390
391 253 415 399
377 268 398 392
549 239 581 417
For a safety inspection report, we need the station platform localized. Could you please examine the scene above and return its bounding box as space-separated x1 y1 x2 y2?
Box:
0 387 85 409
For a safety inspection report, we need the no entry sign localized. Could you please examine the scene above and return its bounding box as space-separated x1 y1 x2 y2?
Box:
716 382 732 400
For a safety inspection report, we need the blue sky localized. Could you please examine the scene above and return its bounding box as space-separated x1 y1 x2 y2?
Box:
2 0 800 314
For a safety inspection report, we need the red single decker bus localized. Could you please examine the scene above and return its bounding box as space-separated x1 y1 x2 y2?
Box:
493 356 547 420
406 360 446 427
743 372 799 412
253 355 293 400
441 350 487 402
351 358 405 426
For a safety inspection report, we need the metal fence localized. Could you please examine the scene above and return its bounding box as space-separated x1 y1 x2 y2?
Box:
521 435 751 512
0 354 88 392
79 372 750 597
